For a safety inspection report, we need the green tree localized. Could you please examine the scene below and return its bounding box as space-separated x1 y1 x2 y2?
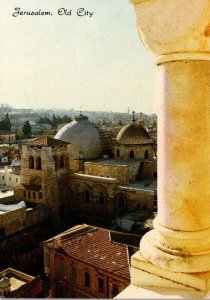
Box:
5 113 11 131
22 121 32 138
38 116 52 125
0 113 11 131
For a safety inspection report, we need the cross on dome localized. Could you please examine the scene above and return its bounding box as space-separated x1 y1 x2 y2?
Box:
132 110 135 122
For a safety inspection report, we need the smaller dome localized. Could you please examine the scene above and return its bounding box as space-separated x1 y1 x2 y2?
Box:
11 158 21 167
0 276 11 288
116 121 152 145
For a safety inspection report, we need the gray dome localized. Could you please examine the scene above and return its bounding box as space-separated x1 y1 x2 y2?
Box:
11 158 21 167
116 121 152 145
54 115 103 159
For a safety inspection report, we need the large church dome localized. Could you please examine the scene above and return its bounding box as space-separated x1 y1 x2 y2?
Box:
116 120 152 145
55 114 103 159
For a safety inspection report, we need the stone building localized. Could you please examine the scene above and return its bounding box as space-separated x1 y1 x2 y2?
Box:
65 114 157 223
43 224 140 298
13 114 157 227
0 196 50 273
15 136 72 229
0 267 43 297
0 158 21 188
0 131 16 145
6 114 156 274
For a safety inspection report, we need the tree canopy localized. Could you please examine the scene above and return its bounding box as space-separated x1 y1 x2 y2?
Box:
38 114 72 128
22 120 32 138
0 113 11 131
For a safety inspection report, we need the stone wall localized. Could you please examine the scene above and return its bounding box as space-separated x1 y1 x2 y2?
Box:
0 167 21 187
118 187 154 210
0 219 53 274
0 204 49 237
0 194 15 204
9 275 43 298
69 174 116 219
114 144 155 160
0 208 25 236
138 160 157 179
84 161 141 184
69 173 155 221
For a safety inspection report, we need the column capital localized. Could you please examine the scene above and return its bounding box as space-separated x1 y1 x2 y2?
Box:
130 0 210 62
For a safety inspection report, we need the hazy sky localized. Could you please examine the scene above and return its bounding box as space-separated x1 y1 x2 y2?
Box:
0 0 156 113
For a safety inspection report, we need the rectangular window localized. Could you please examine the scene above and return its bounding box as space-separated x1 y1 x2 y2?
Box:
71 265 77 282
112 284 119 297
9 177 11 181
59 259 65 277
2 176 4 180
98 277 104 293
84 271 90 288
44 252 50 268
16 178 18 182
39 192 42 199
28 191 31 199
33 192 36 199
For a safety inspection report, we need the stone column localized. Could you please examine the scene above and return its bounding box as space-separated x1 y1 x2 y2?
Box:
127 0 210 294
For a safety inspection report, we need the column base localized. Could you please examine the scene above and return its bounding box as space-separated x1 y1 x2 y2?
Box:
140 222 210 273
131 252 210 291
115 252 210 299
115 284 209 299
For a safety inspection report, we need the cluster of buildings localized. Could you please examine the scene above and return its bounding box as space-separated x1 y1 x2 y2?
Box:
0 0 209 297
0 112 157 297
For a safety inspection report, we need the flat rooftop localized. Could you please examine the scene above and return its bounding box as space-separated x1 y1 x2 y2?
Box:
85 159 140 167
119 180 157 192
10 276 27 291
0 268 34 291
0 190 14 199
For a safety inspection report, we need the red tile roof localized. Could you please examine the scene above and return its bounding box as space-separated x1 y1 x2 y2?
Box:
44 225 139 280
26 136 69 146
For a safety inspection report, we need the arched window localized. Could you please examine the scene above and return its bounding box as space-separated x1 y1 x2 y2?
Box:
116 149 120 157
36 156 42 170
60 155 65 168
53 156 58 170
145 149 149 159
130 150 134 159
85 190 90 203
71 265 77 281
99 192 105 205
29 155 34 169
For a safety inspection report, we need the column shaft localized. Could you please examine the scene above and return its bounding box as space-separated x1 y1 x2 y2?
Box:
157 60 210 231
